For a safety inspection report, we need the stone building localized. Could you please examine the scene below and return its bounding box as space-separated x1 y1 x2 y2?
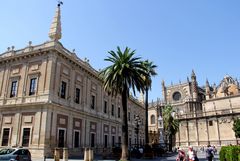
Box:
149 70 240 148
0 5 145 158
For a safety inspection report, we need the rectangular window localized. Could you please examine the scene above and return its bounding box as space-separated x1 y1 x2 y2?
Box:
129 138 131 146
22 128 30 147
75 88 80 104
58 129 65 147
91 95 95 109
118 107 120 118
2 128 10 146
104 101 107 113
74 131 80 148
29 78 37 95
209 120 213 126
128 112 130 121
91 133 95 147
118 136 121 144
60 81 67 99
111 104 114 116
112 135 115 147
10 81 17 97
104 135 108 148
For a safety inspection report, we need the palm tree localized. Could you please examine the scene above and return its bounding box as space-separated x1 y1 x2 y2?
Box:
100 46 147 161
162 104 179 152
142 60 157 145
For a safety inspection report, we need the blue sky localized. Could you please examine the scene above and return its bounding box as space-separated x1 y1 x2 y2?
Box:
1 0 240 101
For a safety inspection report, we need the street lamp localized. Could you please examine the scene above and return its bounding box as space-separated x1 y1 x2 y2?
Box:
158 115 164 144
134 115 141 148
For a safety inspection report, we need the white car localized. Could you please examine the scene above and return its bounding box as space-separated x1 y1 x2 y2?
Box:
0 148 31 161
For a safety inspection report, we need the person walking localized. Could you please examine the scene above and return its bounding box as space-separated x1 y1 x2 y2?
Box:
176 148 186 161
206 145 214 161
187 146 198 161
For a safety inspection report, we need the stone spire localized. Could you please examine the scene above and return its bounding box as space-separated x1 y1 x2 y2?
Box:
191 70 198 101
205 79 210 100
49 3 62 41
161 80 167 103
191 69 196 80
206 79 210 89
213 83 217 98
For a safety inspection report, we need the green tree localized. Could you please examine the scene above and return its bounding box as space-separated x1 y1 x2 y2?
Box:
142 60 157 144
100 46 147 161
233 118 240 138
162 104 179 151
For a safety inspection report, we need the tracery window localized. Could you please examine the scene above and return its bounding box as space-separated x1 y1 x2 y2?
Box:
151 115 155 124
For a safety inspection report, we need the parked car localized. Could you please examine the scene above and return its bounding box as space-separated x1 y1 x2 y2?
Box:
0 148 31 161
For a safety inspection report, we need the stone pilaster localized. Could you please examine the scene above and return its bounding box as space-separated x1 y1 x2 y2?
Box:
32 111 42 146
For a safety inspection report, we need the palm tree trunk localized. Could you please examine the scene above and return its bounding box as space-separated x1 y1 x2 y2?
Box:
121 87 129 161
145 87 149 145
169 133 172 152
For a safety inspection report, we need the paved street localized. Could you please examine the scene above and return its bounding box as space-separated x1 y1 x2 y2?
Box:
33 152 219 161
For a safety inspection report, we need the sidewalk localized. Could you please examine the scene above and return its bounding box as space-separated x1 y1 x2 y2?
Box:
33 152 220 161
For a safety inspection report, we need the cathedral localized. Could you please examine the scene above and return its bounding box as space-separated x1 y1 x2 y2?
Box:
0 4 145 158
148 70 240 148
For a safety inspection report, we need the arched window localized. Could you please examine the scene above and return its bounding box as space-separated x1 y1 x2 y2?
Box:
151 115 155 124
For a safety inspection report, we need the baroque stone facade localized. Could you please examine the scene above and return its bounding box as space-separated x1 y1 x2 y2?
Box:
149 71 240 148
0 5 145 158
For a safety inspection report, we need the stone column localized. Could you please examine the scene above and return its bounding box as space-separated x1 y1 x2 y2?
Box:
206 118 210 145
63 148 68 161
88 148 93 161
186 121 190 146
0 65 6 97
84 148 89 161
54 148 60 161
216 118 221 146
46 53 57 95
70 70 76 106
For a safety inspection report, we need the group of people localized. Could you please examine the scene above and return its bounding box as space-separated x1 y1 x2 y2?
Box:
176 146 198 161
176 145 215 161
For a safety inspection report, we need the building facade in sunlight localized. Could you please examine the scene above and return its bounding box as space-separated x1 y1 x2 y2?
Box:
0 5 145 158
149 71 240 148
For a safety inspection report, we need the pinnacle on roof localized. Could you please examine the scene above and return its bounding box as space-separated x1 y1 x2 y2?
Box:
49 3 62 41
206 79 209 86
161 80 165 87
191 69 196 78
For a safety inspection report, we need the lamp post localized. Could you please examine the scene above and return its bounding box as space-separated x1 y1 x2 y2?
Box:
134 115 141 148
153 130 156 143
158 115 164 144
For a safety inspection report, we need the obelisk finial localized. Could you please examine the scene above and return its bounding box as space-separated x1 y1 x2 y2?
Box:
48 1 63 41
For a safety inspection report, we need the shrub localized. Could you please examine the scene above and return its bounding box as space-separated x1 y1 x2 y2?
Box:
219 146 240 161
233 118 240 138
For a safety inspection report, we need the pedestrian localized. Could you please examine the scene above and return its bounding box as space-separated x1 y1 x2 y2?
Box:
212 145 217 154
176 148 186 161
138 146 143 158
206 145 214 161
200 146 204 153
187 146 198 161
